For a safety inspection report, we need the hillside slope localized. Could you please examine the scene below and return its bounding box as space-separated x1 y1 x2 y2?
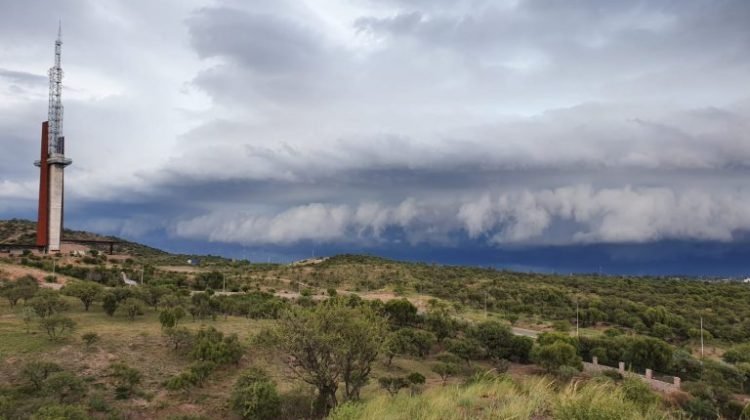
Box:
0 219 166 257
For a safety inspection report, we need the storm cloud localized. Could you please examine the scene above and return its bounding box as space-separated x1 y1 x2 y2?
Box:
1 0 749 270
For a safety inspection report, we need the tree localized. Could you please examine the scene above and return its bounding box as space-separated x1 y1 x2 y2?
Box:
531 341 582 373
118 298 145 320
432 360 459 385
159 309 177 329
62 281 102 311
29 290 68 318
230 368 281 420
391 327 436 358
445 337 485 365
384 298 418 327
277 300 386 415
39 315 76 340
467 320 514 361
102 292 119 316
1 276 39 307
378 376 409 397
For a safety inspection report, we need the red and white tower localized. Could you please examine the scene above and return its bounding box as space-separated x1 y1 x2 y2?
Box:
34 23 72 253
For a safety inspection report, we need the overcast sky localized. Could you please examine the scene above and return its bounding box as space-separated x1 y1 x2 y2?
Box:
1 0 749 273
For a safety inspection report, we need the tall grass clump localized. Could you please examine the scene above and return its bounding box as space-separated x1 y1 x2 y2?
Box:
329 375 676 420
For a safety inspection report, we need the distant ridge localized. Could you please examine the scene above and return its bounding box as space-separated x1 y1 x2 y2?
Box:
0 219 167 257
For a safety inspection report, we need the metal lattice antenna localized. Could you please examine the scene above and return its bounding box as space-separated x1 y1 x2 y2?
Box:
48 20 65 155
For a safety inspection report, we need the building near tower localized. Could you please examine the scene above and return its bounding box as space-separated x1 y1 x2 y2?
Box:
34 24 71 253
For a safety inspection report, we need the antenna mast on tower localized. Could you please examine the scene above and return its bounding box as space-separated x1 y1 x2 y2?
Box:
48 21 65 155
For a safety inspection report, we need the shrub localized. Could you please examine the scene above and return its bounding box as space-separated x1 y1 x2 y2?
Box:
44 372 87 403
82 332 99 348
29 290 68 318
110 362 142 399
118 298 145 320
384 299 418 327
31 404 88 420
432 361 459 385
231 368 281 420
378 376 409 396
39 315 76 340
531 341 582 373
102 292 119 316
723 343 750 364
21 361 62 391
621 378 659 411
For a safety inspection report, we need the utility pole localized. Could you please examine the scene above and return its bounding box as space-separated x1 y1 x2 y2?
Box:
484 290 488 319
140 267 144 285
700 316 704 358
576 297 578 338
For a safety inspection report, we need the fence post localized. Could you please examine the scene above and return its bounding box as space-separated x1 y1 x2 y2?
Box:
618 362 625 374
645 369 652 379
592 356 598 366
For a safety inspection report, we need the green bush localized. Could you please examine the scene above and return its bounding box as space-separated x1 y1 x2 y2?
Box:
531 341 582 373
31 404 88 420
231 368 281 420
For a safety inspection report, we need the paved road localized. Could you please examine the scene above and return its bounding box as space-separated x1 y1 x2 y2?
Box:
511 327 540 338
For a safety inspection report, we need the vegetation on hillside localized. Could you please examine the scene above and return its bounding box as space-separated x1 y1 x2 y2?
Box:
1 233 749 418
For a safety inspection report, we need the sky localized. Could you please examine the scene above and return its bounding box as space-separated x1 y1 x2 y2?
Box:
1 0 749 275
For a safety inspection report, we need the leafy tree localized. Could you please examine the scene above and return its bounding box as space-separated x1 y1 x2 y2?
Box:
277 300 386 415
467 320 514 361
445 337 485 365
117 298 145 320
378 376 409 396
509 336 534 363
159 309 177 329
231 368 282 420
110 362 142 399
1 276 39 307
195 271 224 290
29 290 68 318
39 315 76 340
102 291 119 316
424 311 459 342
390 327 436 358
62 281 102 311
531 341 582 373
384 298 418 327
432 361 459 385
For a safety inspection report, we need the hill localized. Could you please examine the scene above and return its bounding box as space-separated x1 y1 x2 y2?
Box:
0 224 749 418
0 218 166 257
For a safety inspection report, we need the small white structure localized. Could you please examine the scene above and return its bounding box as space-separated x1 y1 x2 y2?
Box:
743 278 750 284
121 272 139 287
